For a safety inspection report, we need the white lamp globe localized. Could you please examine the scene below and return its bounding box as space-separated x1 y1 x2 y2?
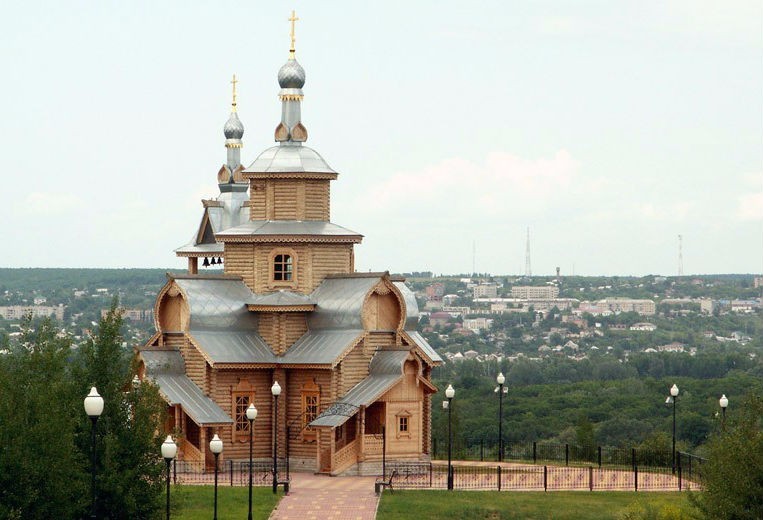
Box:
670 384 679 397
445 384 455 399
84 387 105 418
271 381 282 396
161 435 178 460
719 395 728 409
246 403 258 421
497 373 505 385
209 434 223 454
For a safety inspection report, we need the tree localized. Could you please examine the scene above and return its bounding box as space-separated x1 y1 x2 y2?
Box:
691 393 763 519
72 303 167 520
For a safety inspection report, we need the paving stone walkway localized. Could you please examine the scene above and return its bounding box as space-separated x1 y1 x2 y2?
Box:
268 473 379 520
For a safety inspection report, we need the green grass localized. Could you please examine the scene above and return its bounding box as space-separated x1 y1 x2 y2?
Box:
173 486 281 520
377 491 693 520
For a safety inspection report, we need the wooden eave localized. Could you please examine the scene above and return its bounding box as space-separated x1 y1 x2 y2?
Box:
242 171 338 181
417 375 438 393
202 200 224 208
175 250 224 258
247 304 315 313
217 234 362 244
331 334 366 368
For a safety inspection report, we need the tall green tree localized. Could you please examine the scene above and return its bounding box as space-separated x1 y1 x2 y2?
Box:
690 393 763 520
72 302 167 520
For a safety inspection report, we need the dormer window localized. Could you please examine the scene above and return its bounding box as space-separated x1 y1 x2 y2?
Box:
274 254 293 281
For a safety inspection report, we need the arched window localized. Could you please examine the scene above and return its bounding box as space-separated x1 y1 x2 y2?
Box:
273 254 293 281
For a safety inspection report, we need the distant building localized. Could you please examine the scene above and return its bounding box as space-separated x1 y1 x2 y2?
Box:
473 284 498 298
511 286 559 299
630 322 657 331
101 308 152 322
429 311 454 327
595 298 656 316
0 304 65 321
425 283 445 301
754 276 763 288
462 317 493 333
699 299 716 315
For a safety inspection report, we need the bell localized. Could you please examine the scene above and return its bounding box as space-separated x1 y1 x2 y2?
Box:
202 257 210 267
210 257 217 265
217 257 223 264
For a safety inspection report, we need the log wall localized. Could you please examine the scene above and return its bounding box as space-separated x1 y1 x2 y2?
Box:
247 179 331 221
258 313 308 355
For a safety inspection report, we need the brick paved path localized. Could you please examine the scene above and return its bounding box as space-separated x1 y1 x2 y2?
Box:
268 474 379 520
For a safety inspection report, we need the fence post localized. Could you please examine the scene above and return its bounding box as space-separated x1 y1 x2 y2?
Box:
597 446 602 468
497 466 501 491
433 438 437 459
631 448 636 470
678 452 682 491
173 458 177 485
230 459 233 486
480 438 484 461
589 466 593 492
429 462 433 488
565 443 569 466
533 442 537 464
543 465 547 492
634 464 638 492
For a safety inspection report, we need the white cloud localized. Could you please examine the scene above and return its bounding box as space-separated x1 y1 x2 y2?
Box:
355 150 580 219
21 192 81 216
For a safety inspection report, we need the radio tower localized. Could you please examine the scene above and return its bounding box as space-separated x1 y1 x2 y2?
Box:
678 234 683 276
525 227 532 277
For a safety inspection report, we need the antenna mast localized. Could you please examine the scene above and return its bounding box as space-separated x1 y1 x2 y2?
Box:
525 227 532 277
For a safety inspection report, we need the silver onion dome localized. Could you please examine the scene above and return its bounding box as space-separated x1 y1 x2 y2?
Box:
278 59 306 89
224 111 244 140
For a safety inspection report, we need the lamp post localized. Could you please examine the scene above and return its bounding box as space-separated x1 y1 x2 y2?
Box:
666 383 679 473
719 394 728 431
445 384 455 490
495 372 507 461
271 381 282 494
84 386 104 520
161 435 177 520
209 434 223 520
246 403 258 520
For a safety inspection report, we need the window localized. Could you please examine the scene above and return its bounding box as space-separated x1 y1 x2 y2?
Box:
398 416 408 433
395 410 412 439
301 380 320 442
273 254 293 281
231 380 255 442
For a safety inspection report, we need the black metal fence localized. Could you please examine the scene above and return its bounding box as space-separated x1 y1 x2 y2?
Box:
432 439 675 469
170 458 288 486
386 458 703 492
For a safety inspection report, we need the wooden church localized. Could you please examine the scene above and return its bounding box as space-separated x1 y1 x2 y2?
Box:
136 15 442 476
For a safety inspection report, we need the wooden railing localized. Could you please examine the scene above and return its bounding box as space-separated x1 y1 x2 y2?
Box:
364 434 383 456
332 438 358 474
181 439 203 463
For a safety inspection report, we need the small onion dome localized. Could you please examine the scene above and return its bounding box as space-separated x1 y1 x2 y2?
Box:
224 111 244 140
278 58 305 89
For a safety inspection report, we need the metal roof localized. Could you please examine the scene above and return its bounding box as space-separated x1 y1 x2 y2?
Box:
308 276 381 330
244 144 336 174
393 281 420 331
279 329 363 365
216 220 362 240
247 290 315 307
174 277 257 331
405 331 443 363
140 350 233 425
174 242 224 255
310 350 408 427
190 330 276 364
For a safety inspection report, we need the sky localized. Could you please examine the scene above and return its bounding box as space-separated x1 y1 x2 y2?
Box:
1 1 761 276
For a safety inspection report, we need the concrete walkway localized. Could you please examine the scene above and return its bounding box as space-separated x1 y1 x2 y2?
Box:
268 473 379 520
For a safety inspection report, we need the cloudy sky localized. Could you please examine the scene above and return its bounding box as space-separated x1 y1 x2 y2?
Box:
1 1 761 276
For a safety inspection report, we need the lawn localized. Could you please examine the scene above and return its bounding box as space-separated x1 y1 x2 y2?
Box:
173 486 281 520
377 491 694 520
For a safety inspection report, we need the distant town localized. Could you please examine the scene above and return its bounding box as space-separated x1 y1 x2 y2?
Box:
0 269 760 364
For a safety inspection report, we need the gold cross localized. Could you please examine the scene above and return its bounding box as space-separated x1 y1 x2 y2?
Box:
231 74 238 112
288 10 299 56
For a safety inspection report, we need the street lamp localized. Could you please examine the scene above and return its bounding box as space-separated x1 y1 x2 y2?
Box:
161 435 177 520
494 372 507 461
246 403 258 520
84 386 104 520
209 434 223 520
271 381 282 494
445 383 455 490
719 394 728 430
666 383 679 473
